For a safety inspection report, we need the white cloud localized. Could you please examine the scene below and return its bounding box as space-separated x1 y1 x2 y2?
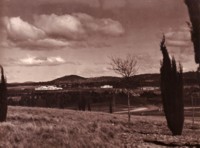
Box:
16 56 66 66
163 25 195 64
166 40 192 48
3 17 46 41
96 18 125 36
34 13 125 40
3 55 82 67
2 13 124 51
74 13 125 36
165 30 191 42
165 25 192 47
34 14 86 40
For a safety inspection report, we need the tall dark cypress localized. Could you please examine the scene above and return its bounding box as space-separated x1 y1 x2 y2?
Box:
185 0 200 64
0 65 8 122
160 36 184 135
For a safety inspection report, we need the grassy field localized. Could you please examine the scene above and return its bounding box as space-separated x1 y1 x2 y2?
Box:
0 106 200 148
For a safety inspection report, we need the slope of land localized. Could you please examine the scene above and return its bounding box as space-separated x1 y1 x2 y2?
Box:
0 106 200 148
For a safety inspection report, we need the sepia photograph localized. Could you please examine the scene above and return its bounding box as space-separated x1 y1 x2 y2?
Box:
0 0 200 147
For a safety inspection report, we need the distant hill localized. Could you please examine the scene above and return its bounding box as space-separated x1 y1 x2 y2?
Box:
51 75 87 83
8 71 200 88
133 73 160 86
50 72 200 87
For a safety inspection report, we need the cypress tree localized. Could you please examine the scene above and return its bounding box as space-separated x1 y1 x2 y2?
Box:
160 36 184 135
0 65 8 122
185 0 200 64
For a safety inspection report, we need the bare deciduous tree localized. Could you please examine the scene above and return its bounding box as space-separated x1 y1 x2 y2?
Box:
109 54 138 124
109 54 138 78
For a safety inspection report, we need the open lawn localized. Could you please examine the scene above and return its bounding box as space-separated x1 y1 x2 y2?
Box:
0 106 200 148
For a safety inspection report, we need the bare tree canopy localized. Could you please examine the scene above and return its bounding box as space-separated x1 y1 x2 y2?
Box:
109 54 138 78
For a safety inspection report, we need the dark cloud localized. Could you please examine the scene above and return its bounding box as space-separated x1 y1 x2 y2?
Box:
68 40 111 49
3 0 101 21
0 0 6 40
3 0 188 27
17 38 70 50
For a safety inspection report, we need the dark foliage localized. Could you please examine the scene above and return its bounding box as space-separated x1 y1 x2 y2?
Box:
0 66 8 122
185 0 200 64
140 91 158 98
160 36 184 135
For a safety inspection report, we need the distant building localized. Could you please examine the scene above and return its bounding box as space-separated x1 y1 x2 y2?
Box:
35 85 63 91
141 86 159 91
100 85 113 89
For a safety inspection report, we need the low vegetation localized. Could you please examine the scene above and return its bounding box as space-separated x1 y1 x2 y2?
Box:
0 106 200 147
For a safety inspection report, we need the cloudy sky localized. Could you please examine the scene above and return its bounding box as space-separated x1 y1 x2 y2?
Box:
0 0 197 82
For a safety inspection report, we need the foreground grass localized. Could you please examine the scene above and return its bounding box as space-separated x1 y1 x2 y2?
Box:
0 106 200 148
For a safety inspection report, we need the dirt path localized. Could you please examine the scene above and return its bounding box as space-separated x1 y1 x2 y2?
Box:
114 105 159 114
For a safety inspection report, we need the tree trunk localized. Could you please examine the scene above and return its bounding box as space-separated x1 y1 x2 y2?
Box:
109 97 113 113
128 91 131 124
113 94 116 113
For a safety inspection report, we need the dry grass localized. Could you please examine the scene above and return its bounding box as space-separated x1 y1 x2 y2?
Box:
0 106 200 148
